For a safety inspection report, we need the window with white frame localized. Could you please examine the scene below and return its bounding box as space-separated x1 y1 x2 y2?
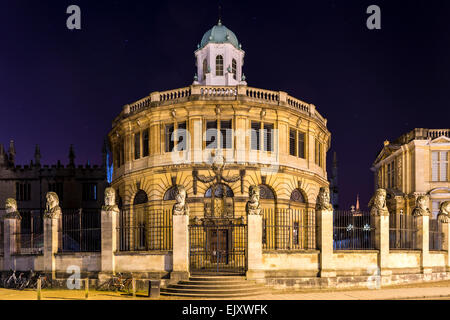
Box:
432 151 449 182
216 55 224 76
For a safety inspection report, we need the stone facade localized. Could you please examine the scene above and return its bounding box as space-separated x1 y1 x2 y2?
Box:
371 128 450 217
0 143 108 215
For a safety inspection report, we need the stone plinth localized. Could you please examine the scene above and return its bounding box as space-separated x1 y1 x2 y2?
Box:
246 214 264 281
374 215 392 276
171 215 189 282
100 209 118 276
316 209 336 278
44 217 60 279
3 217 20 270
415 215 431 274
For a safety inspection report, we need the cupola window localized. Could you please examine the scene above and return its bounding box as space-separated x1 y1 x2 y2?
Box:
216 55 224 76
202 59 208 80
232 59 237 80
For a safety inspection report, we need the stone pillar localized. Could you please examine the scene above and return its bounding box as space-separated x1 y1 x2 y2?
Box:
246 214 264 281
415 215 432 274
171 215 189 282
441 222 450 271
316 209 336 277
100 209 118 277
3 217 20 270
43 217 59 279
374 215 391 276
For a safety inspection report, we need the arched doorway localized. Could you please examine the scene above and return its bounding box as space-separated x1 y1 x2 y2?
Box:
189 183 245 274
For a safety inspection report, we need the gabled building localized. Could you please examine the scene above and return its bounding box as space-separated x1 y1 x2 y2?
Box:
371 128 450 217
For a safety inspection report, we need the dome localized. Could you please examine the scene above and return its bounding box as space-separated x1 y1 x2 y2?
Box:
200 20 240 49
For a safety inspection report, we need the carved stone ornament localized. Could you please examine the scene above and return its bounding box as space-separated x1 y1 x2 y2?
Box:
173 185 190 216
44 192 62 219
368 188 390 216
246 185 262 215
412 195 431 217
438 201 450 224
102 187 120 214
4 198 21 219
315 187 333 211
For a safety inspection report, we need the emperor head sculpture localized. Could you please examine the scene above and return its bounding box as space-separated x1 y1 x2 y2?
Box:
368 188 389 216
102 187 120 213
315 187 333 211
246 185 261 215
44 192 62 219
173 185 189 216
438 201 450 223
412 195 431 217
4 198 21 219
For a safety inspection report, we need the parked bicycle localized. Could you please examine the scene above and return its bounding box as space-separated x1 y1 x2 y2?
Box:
97 273 132 292
0 270 50 290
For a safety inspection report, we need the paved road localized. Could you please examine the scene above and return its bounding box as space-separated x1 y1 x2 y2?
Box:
2 282 450 300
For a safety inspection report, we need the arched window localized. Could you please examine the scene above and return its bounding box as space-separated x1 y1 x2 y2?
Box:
290 189 306 203
232 59 237 80
259 185 275 199
216 55 224 76
202 59 208 80
163 186 177 201
205 184 234 198
133 189 148 205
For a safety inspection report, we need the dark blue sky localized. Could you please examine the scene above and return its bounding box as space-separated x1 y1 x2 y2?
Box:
1 0 449 210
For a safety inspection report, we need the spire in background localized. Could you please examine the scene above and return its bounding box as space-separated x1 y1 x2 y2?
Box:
68 144 75 167
34 144 41 166
356 194 360 211
8 140 15 166
0 144 5 167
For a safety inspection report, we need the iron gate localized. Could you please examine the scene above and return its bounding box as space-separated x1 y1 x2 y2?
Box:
189 218 247 274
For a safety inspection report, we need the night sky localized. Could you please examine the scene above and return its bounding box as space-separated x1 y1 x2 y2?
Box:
1 0 449 210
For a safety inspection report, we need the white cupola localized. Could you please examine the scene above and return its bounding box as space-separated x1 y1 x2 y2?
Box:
193 20 246 86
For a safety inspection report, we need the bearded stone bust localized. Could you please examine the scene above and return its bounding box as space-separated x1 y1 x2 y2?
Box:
102 187 120 213
4 198 21 219
438 201 450 223
412 195 431 217
315 187 333 211
173 185 189 216
368 189 389 216
44 192 62 219
246 185 261 215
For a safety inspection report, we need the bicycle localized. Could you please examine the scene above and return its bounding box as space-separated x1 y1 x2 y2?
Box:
97 273 132 292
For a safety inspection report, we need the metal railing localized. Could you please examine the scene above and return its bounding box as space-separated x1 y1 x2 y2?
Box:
389 214 417 250
0 221 4 256
333 211 376 250
189 218 247 274
59 208 101 252
262 208 316 250
16 209 44 255
429 218 444 251
118 207 173 251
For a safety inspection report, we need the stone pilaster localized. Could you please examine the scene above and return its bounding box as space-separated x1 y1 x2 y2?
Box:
316 209 335 277
374 215 391 276
415 215 432 274
171 215 189 282
246 214 264 281
100 209 118 277
43 217 60 280
3 216 20 270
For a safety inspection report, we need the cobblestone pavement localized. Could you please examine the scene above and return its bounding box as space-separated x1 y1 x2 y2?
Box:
2 281 450 300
